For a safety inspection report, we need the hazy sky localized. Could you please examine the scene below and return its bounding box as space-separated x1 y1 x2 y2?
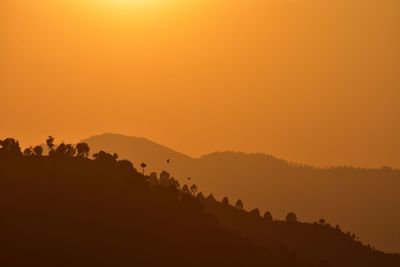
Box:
1 0 399 168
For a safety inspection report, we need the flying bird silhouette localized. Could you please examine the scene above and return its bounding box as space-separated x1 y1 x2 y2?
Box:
167 159 170 163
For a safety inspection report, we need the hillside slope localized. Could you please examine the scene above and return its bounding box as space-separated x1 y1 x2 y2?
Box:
1 152 400 266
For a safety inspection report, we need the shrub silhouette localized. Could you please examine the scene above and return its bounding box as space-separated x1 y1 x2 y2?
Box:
286 212 298 223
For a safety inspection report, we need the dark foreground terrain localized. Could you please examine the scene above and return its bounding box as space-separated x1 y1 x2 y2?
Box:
1 141 399 267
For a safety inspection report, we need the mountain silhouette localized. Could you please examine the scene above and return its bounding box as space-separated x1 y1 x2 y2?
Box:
83 133 400 253
82 133 194 173
1 141 400 267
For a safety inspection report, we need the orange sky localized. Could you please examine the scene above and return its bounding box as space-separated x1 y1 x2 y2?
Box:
1 0 399 168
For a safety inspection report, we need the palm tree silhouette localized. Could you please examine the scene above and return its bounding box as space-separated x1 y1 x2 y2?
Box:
46 136 55 155
140 162 147 175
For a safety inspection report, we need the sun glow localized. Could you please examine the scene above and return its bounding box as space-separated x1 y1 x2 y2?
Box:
101 0 160 7
85 0 195 22
114 0 152 5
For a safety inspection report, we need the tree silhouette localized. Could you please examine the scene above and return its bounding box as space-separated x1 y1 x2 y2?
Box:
117 159 134 172
197 192 205 200
319 218 326 225
93 150 118 163
222 196 230 206
286 212 298 223
23 147 33 156
140 162 147 175
33 146 43 156
65 144 76 157
54 143 67 157
160 170 170 187
264 211 273 222
190 184 198 195
0 138 22 156
54 143 76 157
149 172 158 185
46 136 55 154
76 143 90 158
235 199 244 210
182 184 190 195
206 193 216 201
249 208 260 218
168 177 180 190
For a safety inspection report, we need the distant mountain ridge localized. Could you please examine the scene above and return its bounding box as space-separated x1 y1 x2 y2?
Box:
82 133 400 253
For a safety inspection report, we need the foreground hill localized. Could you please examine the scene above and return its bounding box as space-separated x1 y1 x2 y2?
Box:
0 154 279 267
1 150 400 267
83 133 400 253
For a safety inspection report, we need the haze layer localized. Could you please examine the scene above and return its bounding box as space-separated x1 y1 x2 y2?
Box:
1 0 399 168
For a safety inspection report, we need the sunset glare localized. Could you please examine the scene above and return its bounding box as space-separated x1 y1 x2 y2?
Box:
1 0 400 263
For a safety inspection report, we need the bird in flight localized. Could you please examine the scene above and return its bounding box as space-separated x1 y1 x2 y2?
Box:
167 159 170 163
